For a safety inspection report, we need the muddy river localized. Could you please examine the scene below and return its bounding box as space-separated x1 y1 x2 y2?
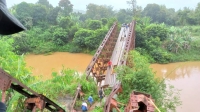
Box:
25 52 200 112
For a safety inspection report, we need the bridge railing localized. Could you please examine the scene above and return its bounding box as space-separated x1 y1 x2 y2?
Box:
85 22 118 80
119 20 136 65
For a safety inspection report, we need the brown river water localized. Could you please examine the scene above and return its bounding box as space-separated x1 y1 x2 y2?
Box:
25 52 200 112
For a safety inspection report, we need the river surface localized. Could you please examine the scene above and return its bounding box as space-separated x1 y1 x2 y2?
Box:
25 52 200 112
25 52 92 79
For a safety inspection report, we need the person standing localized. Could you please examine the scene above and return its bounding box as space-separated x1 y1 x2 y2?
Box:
108 60 112 68
98 87 105 102
87 95 93 107
81 100 88 112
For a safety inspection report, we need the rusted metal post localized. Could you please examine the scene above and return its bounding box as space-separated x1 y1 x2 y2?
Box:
71 84 81 112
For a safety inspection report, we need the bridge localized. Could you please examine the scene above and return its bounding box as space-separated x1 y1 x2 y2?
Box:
0 20 156 111
72 21 156 112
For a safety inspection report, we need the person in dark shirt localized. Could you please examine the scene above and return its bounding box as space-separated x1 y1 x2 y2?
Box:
98 87 105 102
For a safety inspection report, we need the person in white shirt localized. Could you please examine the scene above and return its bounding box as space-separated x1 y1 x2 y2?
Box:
81 101 88 112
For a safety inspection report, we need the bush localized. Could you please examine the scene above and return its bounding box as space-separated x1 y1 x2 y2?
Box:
53 27 68 46
87 20 102 30
145 23 169 41
116 51 181 111
73 29 93 48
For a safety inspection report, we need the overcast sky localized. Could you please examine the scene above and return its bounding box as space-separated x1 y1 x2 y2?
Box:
6 0 199 11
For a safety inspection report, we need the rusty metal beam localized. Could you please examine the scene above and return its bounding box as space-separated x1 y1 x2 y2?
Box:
119 20 136 66
0 68 65 112
71 84 82 112
86 22 118 82
104 82 122 112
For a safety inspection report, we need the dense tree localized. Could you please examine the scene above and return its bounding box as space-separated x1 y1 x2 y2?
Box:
58 0 73 16
53 27 68 46
165 8 176 25
47 6 61 25
85 28 108 49
101 18 108 25
195 3 200 25
176 7 196 25
58 17 73 29
145 23 169 41
87 20 102 30
142 4 167 23
126 0 137 16
116 9 132 23
14 2 33 28
73 29 93 48
37 0 53 9
31 4 48 25
14 2 32 20
86 3 114 20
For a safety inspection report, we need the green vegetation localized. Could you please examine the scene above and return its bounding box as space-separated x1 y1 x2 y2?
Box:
0 0 200 111
3 0 200 64
0 37 98 111
116 51 181 111
134 17 200 63
4 0 199 63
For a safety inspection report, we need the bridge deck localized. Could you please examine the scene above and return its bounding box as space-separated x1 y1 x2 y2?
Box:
104 26 130 86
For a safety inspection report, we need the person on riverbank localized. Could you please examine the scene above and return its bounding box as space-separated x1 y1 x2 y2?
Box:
81 100 88 112
87 95 93 107
98 87 105 102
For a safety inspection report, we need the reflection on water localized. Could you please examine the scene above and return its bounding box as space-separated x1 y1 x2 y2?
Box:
150 61 200 112
25 52 93 79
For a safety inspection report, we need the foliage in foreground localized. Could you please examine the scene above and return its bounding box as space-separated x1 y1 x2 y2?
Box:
117 51 181 112
0 37 97 111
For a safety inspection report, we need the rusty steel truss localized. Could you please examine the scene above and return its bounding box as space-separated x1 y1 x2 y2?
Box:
86 22 118 84
104 82 122 112
104 21 155 112
0 68 65 112
119 20 136 66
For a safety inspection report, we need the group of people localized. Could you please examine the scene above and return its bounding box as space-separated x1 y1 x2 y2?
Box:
122 23 130 29
122 23 130 38
81 87 105 112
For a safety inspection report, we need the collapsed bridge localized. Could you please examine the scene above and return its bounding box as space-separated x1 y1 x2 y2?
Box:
84 21 156 112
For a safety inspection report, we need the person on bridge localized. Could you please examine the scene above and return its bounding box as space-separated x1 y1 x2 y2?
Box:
98 87 105 103
81 100 88 112
87 95 93 107
108 60 112 68
126 24 128 29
